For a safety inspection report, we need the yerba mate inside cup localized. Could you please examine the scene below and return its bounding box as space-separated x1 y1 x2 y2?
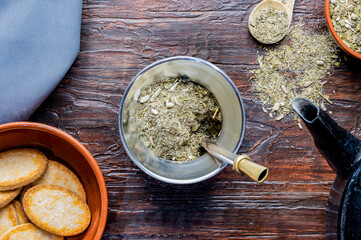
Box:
119 56 245 184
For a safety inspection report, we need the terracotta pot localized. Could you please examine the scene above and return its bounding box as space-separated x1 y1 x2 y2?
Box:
0 122 108 240
325 0 361 60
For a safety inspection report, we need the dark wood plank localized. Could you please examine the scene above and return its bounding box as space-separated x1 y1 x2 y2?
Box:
30 0 361 239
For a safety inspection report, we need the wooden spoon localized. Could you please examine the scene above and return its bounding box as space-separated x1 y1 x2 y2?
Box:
248 0 296 44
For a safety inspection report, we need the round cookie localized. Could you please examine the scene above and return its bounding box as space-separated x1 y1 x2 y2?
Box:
0 223 63 240
22 185 91 236
0 148 48 191
0 188 21 209
0 203 17 237
29 160 86 201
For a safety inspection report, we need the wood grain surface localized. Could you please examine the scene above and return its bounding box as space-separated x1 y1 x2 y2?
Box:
30 0 361 239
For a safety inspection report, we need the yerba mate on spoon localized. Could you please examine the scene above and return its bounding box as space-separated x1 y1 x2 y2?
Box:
249 0 296 44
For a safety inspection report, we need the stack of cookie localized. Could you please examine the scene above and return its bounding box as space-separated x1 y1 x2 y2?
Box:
0 148 91 239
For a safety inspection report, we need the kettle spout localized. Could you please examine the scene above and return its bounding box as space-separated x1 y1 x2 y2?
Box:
292 98 319 124
292 98 361 179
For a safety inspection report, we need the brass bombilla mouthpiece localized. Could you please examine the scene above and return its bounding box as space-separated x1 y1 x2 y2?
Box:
233 155 269 183
201 138 269 183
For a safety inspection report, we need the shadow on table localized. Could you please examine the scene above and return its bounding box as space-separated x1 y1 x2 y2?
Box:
143 177 216 230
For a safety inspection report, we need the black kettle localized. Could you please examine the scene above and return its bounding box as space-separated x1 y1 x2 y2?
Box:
292 98 361 240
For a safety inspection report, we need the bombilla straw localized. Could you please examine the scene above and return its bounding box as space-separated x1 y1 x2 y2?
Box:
201 138 269 183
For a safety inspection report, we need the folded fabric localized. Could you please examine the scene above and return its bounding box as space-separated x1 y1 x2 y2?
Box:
0 0 82 124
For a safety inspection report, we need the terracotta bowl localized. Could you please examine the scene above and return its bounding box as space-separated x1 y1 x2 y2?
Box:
325 0 361 60
0 122 108 240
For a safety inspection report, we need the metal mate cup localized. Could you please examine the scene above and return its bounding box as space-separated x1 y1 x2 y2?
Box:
119 56 266 184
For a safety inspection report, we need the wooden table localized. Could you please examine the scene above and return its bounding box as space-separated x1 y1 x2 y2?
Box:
30 0 361 239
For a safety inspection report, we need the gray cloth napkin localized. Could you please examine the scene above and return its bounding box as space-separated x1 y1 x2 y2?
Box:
0 0 82 124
